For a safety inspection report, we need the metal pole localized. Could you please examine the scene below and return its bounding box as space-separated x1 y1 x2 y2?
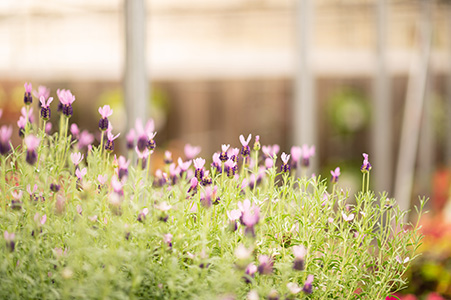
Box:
124 0 149 131
373 0 392 195
294 0 317 173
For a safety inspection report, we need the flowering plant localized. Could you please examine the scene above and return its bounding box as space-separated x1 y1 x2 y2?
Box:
0 84 425 299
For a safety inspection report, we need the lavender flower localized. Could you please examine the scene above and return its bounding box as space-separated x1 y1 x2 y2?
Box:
193 158 205 181
225 159 237 177
24 134 40 165
302 275 314 294
290 146 302 170
57 89 76 118
200 185 219 208
220 144 230 162
257 255 273 275
117 156 130 180
4 231 16 252
164 151 173 164
292 245 306 270
33 85 50 103
240 134 252 157
39 96 53 121
301 144 315 167
126 128 135 150
280 152 291 173
0 125 12 155
98 105 113 131
24 82 33 105
70 152 84 167
104 127 120 153
184 144 201 160
253 135 260 151
17 116 27 138
330 167 340 183
361 153 372 172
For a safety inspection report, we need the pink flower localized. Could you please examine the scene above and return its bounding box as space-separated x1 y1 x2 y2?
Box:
57 89 76 105
24 135 40 151
303 275 314 294
239 134 252 146
24 82 32 93
75 167 87 180
0 125 13 155
33 85 50 100
98 105 113 119
281 152 290 164
227 209 242 221
193 158 205 169
98 174 108 185
78 130 94 149
126 128 135 150
39 96 53 108
177 157 191 172
26 184 38 195
184 144 201 160
342 212 355 222
17 116 27 130
163 233 173 247
361 153 372 172
70 152 84 166
301 144 315 167
330 167 340 183
257 255 273 274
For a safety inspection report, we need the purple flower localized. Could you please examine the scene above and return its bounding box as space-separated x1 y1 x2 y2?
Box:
33 85 50 102
290 146 302 169
24 82 33 105
262 144 279 158
39 96 53 120
4 231 16 252
98 105 113 131
24 134 40 165
240 134 252 157
178 157 192 173
280 152 291 173
292 245 306 271
243 263 258 283
111 176 124 196
78 130 94 150
126 128 135 150
200 185 219 208
0 125 13 155
225 159 237 177
301 144 315 167
193 158 206 181
302 275 314 294
137 208 149 222
163 233 173 248
220 144 230 162
229 147 240 162
57 89 76 117
71 152 84 166
17 116 27 138
330 167 340 183
361 153 372 172
164 151 173 164
104 126 120 153
70 123 80 139
117 156 130 180
257 255 273 275
75 167 87 181
184 144 201 160
187 177 199 195
253 135 260 151
135 119 156 151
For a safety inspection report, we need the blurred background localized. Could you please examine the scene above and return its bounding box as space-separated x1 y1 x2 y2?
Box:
0 0 451 297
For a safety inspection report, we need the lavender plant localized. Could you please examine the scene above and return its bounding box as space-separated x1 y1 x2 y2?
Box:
0 83 424 299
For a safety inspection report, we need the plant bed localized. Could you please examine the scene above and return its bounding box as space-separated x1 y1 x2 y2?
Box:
0 84 425 299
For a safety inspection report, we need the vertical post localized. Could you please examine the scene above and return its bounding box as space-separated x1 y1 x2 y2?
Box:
373 0 392 194
446 7 451 167
394 0 432 217
124 0 149 131
294 0 317 173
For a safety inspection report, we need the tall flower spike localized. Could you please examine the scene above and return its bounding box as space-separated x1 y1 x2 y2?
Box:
17 116 27 138
280 152 291 173
39 96 53 120
24 134 40 165
57 89 76 117
0 125 13 155
220 144 230 162
24 82 33 105
98 105 113 131
301 144 315 167
330 167 340 183
292 245 307 271
302 275 314 294
290 146 302 169
184 144 201 160
361 153 372 172
193 158 206 181
240 134 252 157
